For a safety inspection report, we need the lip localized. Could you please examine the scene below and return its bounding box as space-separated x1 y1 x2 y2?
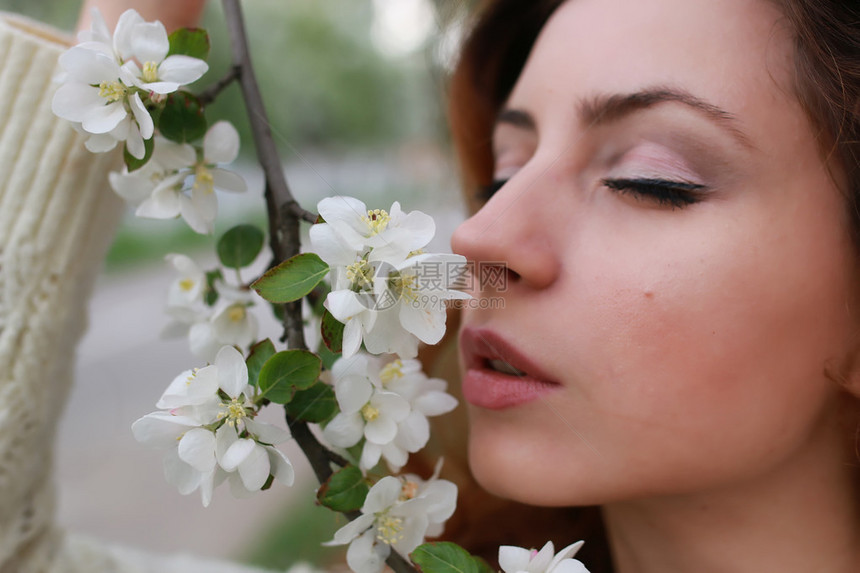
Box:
459 327 560 410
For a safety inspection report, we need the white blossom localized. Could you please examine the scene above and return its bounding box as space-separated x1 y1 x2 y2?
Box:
310 197 435 264
132 346 294 505
309 197 468 359
118 18 208 95
323 354 456 472
323 355 410 472
189 301 259 363
157 253 260 362
134 121 246 234
499 542 590 573
164 253 207 309
327 474 457 573
52 9 208 158
108 137 196 203
52 43 153 158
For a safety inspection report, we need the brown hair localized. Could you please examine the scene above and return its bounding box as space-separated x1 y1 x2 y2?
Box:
435 0 860 571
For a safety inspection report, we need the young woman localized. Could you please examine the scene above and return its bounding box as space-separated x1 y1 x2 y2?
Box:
442 0 860 572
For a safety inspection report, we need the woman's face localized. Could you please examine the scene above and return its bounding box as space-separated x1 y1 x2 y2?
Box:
451 0 859 506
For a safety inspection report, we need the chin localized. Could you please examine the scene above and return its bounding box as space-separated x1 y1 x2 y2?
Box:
467 409 604 507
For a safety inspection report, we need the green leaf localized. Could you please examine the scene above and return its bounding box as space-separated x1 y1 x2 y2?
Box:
286 381 338 424
123 137 155 172
411 543 488 573
159 92 207 143
217 224 265 269
167 27 210 60
321 310 344 353
317 465 368 512
246 339 276 387
252 253 329 303
258 350 321 404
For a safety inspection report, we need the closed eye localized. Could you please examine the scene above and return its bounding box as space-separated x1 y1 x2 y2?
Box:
602 177 706 209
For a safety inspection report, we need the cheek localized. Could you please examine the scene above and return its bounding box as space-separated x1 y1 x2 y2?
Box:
467 199 857 505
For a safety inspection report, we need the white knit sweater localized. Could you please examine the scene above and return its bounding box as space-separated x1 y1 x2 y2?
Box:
0 13 277 573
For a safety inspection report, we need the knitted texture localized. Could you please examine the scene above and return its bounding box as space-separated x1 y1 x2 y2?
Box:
0 13 277 573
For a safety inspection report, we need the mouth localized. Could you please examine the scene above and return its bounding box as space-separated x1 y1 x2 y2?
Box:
460 327 560 410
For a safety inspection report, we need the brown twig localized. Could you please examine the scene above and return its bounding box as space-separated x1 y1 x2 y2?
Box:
196 66 239 106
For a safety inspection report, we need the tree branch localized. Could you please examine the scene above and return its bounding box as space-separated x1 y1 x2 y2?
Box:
222 0 304 347
197 66 239 106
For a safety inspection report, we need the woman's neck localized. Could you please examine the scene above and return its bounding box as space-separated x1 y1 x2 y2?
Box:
601 421 860 573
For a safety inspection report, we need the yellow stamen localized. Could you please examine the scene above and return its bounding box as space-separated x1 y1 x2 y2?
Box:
185 368 199 386
218 397 250 427
227 304 246 322
375 514 404 545
362 209 391 236
179 278 195 292
346 260 374 290
98 80 127 102
390 272 419 303
142 61 159 83
361 403 379 422
380 359 404 386
194 164 215 193
399 480 418 501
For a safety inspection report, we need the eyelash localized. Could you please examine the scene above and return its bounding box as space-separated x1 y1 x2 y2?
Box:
602 178 706 208
476 179 507 201
477 177 706 209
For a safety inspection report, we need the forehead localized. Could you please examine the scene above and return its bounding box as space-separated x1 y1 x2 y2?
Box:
508 0 798 144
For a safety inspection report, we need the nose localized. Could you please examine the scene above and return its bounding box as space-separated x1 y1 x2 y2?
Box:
450 179 561 291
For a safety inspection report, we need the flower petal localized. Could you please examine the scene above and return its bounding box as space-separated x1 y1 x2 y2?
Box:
547 542 585 573
163 448 202 495
159 55 208 86
81 101 127 135
181 186 217 234
364 416 397 445
499 546 533 573
129 92 154 139
551 560 590 573
177 427 217 472
394 411 429 453
211 168 246 193
237 442 270 491
362 475 401 513
322 412 364 448
346 528 389 573
330 514 375 545
359 441 382 471
334 374 373 414
129 20 169 64
399 303 445 345
204 120 241 163
220 437 255 472
215 345 249 397
131 411 198 448
113 9 145 59
266 447 295 486
136 180 181 219
245 419 290 445
414 390 458 416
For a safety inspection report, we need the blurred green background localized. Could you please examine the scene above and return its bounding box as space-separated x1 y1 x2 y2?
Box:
0 0 471 569
0 0 473 270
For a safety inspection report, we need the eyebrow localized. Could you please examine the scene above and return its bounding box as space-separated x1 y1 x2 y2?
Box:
495 87 753 149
